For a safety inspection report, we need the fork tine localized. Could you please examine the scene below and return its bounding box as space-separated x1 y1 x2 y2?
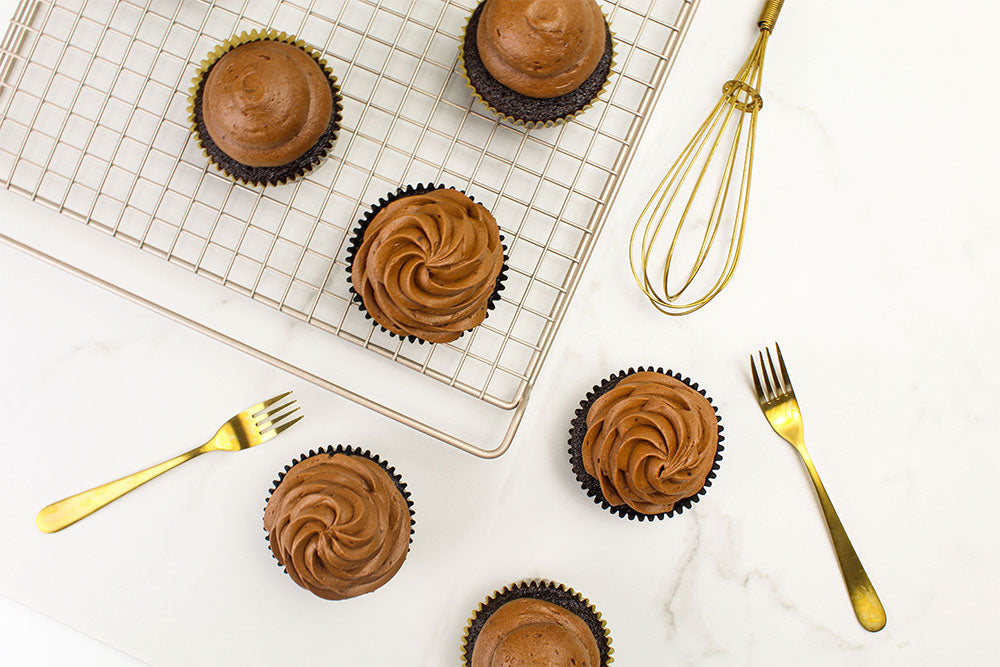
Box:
775 342 793 392
766 347 782 395
750 354 767 403
257 406 301 434
256 401 295 425
260 415 304 440
758 351 775 400
249 391 293 417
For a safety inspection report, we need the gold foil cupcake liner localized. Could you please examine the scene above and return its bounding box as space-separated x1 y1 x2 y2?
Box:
457 2 617 129
461 579 614 666
568 366 725 521
187 29 344 186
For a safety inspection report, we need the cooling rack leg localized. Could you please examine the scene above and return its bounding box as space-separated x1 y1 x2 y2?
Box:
0 230 528 459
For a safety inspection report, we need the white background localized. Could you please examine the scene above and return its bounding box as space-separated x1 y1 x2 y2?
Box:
3 0 999 665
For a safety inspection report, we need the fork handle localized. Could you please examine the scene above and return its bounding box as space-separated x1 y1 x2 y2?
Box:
799 451 887 632
35 443 210 533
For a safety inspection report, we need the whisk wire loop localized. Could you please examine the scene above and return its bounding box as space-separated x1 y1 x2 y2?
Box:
629 14 775 316
664 98 740 298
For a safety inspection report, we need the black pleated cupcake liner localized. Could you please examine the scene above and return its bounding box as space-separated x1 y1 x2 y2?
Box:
345 182 509 344
459 1 615 127
263 445 416 579
462 579 613 666
568 367 725 522
188 29 344 187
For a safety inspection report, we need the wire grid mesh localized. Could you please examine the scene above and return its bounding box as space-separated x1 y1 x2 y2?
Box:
0 0 696 411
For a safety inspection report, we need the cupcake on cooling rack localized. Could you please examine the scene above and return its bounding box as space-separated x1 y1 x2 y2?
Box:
460 0 615 127
263 446 414 600
189 29 343 186
346 184 507 344
463 580 613 666
568 367 725 520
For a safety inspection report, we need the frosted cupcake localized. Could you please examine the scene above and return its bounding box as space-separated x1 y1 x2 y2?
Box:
568 367 725 520
460 0 614 127
189 30 343 186
263 446 414 600
462 580 613 666
346 184 507 344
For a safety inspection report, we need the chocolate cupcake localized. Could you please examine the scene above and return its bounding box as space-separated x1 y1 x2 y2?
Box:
346 184 508 344
189 29 343 186
569 367 724 521
263 445 414 600
460 0 615 127
462 580 613 666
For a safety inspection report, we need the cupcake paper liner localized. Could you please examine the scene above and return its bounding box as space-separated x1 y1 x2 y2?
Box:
462 579 614 666
568 366 725 521
458 1 616 128
263 445 416 575
188 29 344 187
345 182 509 344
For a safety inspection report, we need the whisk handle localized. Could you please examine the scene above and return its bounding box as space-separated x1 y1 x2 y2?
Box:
758 0 784 32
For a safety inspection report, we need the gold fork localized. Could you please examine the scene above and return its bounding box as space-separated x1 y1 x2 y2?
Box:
36 392 302 534
751 345 886 632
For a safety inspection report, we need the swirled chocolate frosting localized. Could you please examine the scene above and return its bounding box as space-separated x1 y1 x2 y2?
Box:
351 189 504 343
472 598 601 667
202 40 332 167
476 0 607 99
263 453 410 600
582 372 718 515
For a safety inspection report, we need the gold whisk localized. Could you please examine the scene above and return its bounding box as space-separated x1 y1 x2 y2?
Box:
629 0 785 315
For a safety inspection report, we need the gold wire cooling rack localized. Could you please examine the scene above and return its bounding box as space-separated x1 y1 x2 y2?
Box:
0 0 699 457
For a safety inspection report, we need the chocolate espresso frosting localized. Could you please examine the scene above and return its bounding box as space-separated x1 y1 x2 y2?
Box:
476 0 607 99
263 453 410 600
472 598 601 667
202 40 332 167
582 371 718 515
351 189 504 343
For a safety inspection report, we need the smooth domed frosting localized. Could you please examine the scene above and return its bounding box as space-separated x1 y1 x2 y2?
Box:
263 453 410 600
476 0 607 99
202 40 332 167
472 598 600 667
582 372 718 515
351 189 504 343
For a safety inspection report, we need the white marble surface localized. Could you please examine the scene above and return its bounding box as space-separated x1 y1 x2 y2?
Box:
2 0 999 664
